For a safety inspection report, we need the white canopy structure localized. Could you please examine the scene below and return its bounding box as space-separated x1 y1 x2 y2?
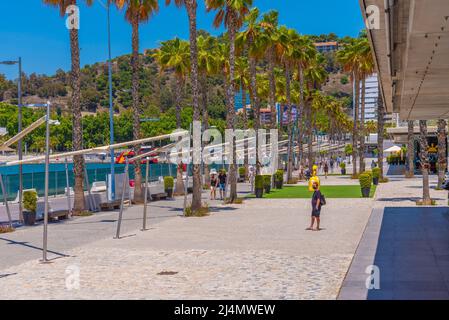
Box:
384 146 402 153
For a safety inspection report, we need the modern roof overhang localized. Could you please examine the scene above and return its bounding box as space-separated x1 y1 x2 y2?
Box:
359 0 449 120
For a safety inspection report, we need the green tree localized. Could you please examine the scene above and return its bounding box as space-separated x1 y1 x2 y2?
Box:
116 0 159 203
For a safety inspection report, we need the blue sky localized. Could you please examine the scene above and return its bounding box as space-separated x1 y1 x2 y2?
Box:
0 0 365 79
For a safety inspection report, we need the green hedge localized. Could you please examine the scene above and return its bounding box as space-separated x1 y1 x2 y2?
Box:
263 175 272 187
238 167 246 176
23 190 38 213
164 176 174 189
359 172 373 189
274 170 284 182
340 162 346 169
255 175 264 189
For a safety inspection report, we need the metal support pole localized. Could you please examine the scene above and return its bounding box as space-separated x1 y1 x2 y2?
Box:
142 158 149 231
41 102 50 263
115 159 129 239
18 57 23 223
64 158 72 217
0 174 13 229
107 0 116 201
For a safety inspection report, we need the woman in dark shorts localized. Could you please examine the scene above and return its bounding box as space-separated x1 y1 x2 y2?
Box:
307 181 323 231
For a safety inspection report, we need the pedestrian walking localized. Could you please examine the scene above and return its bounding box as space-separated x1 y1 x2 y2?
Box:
324 161 329 179
218 170 227 200
307 181 325 231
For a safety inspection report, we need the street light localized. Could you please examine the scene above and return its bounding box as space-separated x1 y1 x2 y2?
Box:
98 0 116 202
0 58 23 221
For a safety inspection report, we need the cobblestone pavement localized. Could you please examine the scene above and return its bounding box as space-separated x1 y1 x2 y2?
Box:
0 248 352 300
0 192 374 299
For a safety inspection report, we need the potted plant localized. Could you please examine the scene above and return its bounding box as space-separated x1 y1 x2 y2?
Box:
372 167 380 185
340 162 346 175
263 175 272 194
238 167 246 182
164 176 174 198
359 172 373 198
274 170 284 189
255 175 264 198
23 190 38 226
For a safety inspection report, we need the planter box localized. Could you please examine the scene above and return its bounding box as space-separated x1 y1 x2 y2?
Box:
361 187 371 198
23 211 36 226
341 169 346 175
165 188 173 198
264 185 271 194
255 188 263 198
275 181 283 189
373 178 379 186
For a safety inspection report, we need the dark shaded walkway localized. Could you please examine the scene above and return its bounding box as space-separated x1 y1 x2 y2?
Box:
339 207 449 300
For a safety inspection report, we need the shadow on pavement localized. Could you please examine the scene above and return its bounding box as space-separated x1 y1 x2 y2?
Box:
0 237 69 258
368 207 449 299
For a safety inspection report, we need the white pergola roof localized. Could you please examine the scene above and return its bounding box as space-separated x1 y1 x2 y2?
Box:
360 0 449 120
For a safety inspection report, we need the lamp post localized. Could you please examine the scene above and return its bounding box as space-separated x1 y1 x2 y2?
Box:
98 0 116 201
0 58 23 221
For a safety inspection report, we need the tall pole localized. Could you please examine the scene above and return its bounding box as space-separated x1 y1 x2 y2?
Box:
18 57 23 222
142 157 149 231
107 0 115 202
65 158 72 217
42 102 50 263
115 158 129 239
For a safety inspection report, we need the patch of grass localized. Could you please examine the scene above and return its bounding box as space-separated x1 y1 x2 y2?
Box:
247 185 377 199
0 225 15 234
224 197 245 204
185 203 210 217
73 211 93 217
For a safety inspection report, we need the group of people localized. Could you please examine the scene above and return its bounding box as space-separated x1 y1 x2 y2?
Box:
209 169 227 200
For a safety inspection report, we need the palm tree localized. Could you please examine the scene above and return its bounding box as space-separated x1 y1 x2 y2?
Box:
260 10 279 129
277 26 296 181
406 120 415 178
419 120 432 205
166 0 202 211
198 35 219 187
357 37 374 173
437 119 447 189
116 0 159 203
237 7 263 174
43 0 93 215
206 0 253 203
234 56 249 129
153 38 190 195
291 35 317 169
337 38 363 176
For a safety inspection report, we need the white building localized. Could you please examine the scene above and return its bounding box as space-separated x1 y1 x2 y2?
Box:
353 73 379 122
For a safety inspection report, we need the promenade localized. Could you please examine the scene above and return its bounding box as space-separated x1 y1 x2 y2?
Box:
1 171 448 300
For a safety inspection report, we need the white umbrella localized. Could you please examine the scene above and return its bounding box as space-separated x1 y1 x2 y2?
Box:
384 145 402 153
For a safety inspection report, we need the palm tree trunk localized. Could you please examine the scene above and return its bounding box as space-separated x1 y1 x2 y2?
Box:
228 14 238 202
352 76 359 176
241 84 248 180
201 74 210 188
285 65 293 182
70 26 85 214
174 76 185 196
248 35 260 175
297 65 305 169
359 78 366 173
187 1 202 212
406 120 415 178
307 102 313 167
268 48 277 129
131 17 143 203
175 77 183 128
437 119 447 189
419 120 431 204
377 89 385 179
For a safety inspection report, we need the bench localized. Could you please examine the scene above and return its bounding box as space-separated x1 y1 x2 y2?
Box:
99 199 121 211
36 202 69 221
